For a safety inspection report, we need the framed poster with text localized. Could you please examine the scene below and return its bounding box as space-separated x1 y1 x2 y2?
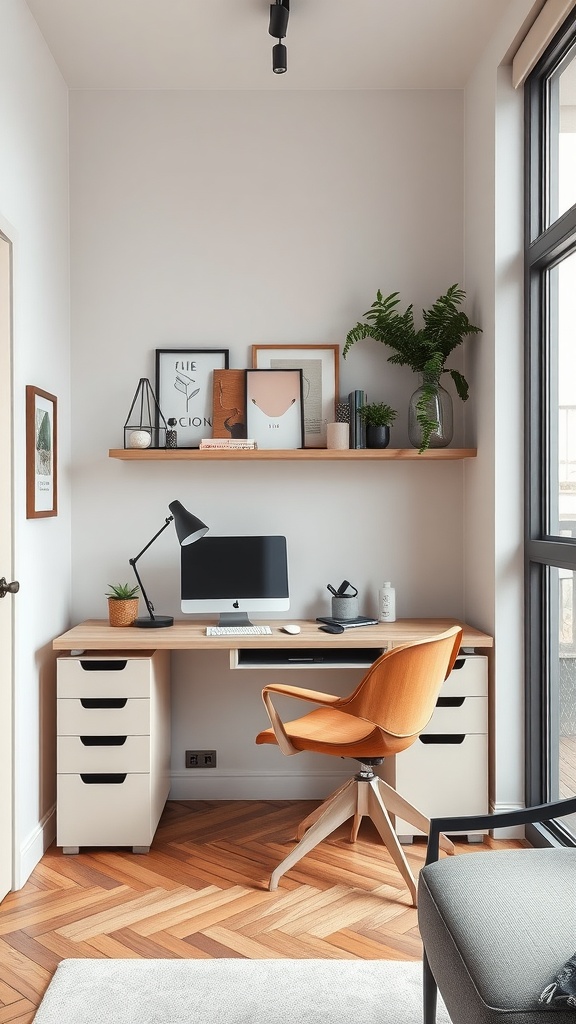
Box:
155 348 229 447
245 368 304 449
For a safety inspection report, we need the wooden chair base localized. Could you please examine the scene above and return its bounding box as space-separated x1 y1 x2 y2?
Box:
269 775 455 903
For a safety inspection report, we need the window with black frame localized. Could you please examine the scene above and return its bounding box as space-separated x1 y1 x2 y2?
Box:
526 11 576 842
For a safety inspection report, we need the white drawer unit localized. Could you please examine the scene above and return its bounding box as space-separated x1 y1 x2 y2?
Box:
57 697 152 736
56 650 170 854
382 654 488 839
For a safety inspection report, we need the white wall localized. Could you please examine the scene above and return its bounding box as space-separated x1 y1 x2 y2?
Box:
0 0 71 883
69 88 470 798
0 0 538 884
0 0 539 884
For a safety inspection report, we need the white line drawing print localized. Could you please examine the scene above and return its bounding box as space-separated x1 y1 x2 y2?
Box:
174 372 200 410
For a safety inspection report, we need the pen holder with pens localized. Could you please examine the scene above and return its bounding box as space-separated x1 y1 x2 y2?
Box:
329 581 359 620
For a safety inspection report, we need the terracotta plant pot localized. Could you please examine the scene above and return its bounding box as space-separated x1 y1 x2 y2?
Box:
107 597 139 627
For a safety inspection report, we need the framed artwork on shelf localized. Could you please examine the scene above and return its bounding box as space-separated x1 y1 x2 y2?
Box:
251 344 339 448
245 368 304 450
212 369 246 438
26 385 57 518
155 348 229 447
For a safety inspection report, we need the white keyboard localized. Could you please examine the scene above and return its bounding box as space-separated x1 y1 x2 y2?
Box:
205 625 273 637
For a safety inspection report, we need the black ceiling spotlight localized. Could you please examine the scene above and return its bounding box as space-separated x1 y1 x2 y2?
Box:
272 41 287 74
269 0 289 75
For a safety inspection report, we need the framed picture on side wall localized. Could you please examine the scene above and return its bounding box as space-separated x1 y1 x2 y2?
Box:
251 344 339 447
245 368 304 449
26 385 57 518
155 348 229 447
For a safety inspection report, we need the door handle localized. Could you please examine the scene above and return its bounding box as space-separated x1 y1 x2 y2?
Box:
0 577 19 598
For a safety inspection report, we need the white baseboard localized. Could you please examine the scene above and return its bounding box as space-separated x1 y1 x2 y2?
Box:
488 800 525 839
16 805 56 889
169 769 350 801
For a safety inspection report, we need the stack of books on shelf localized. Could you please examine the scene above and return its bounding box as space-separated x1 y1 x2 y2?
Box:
199 438 258 450
348 390 367 449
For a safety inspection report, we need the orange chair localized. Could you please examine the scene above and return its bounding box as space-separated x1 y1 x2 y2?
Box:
255 625 463 902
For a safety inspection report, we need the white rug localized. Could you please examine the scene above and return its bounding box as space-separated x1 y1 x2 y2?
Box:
32 958 451 1023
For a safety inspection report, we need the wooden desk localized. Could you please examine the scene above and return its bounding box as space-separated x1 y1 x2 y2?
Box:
52 617 493 653
52 618 493 852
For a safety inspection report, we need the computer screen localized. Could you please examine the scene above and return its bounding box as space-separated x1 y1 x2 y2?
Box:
180 535 289 625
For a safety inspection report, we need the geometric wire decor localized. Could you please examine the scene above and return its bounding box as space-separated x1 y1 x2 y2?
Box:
123 377 168 449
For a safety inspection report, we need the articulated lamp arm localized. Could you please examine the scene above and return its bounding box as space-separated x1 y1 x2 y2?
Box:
127 501 208 629
129 515 173 622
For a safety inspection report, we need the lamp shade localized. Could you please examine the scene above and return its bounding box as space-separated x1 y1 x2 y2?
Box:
272 42 287 73
168 500 208 546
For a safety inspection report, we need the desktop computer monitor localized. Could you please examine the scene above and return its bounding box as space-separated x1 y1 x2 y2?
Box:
180 535 289 626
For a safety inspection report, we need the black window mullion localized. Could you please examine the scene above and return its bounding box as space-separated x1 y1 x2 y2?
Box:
548 74 560 226
547 264 559 539
526 538 576 569
528 212 576 266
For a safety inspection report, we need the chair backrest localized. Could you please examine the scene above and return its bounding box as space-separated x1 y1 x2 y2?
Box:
334 625 463 742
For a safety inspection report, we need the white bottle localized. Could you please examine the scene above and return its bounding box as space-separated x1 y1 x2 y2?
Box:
379 582 396 622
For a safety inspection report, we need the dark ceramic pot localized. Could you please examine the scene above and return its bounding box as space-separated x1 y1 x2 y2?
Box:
366 425 390 449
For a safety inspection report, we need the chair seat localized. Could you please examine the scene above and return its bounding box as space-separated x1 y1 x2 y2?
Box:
418 848 576 1024
255 705 412 758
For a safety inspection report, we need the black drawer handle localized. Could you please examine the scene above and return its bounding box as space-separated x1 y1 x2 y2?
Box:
80 736 127 746
80 698 128 709
80 660 128 672
436 696 465 708
452 658 466 670
80 773 127 784
419 734 466 745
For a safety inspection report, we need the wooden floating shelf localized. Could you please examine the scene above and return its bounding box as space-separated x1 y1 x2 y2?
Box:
109 448 477 462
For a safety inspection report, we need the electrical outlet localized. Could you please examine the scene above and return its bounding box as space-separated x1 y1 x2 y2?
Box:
185 749 217 768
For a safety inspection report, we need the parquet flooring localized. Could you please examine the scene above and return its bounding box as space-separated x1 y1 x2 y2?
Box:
0 800 524 1023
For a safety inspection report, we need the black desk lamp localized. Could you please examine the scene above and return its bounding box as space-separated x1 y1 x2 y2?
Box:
129 499 208 628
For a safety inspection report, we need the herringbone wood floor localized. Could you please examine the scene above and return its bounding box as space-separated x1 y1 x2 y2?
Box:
0 800 524 1023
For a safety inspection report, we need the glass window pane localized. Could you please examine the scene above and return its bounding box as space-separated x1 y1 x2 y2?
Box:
549 53 576 224
546 252 576 537
549 567 576 837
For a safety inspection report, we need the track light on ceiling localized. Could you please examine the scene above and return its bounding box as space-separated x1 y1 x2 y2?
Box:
269 0 289 39
269 0 289 75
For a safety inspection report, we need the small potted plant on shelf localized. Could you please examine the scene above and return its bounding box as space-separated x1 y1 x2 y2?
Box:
106 582 140 627
359 402 397 449
343 284 482 452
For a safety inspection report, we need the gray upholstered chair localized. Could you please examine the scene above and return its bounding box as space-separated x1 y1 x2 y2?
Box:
418 796 576 1024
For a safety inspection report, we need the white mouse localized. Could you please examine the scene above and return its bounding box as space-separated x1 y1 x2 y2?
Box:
281 624 301 635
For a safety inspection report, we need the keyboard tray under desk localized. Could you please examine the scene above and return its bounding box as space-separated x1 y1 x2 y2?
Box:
231 646 385 669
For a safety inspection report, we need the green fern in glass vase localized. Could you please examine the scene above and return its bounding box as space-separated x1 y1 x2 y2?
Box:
343 284 482 452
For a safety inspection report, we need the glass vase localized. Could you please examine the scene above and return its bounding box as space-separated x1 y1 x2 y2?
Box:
408 373 453 450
